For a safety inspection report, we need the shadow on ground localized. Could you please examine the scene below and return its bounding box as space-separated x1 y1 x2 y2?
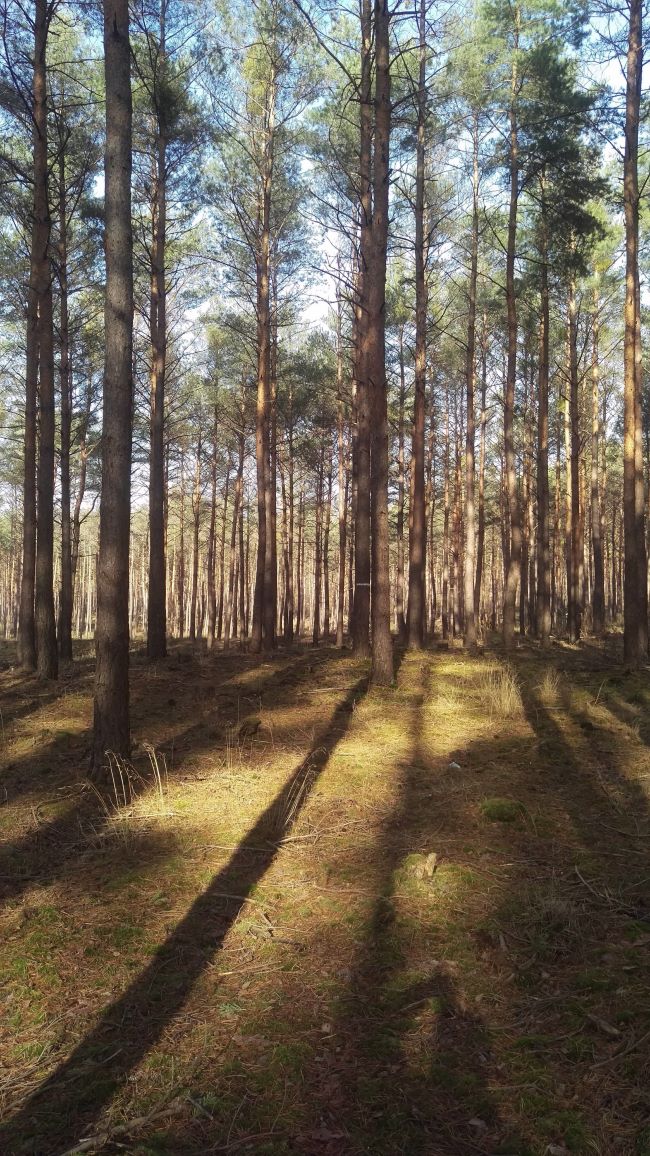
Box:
0 665 369 1155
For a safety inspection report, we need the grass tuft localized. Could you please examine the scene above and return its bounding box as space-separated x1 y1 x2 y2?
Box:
476 663 522 718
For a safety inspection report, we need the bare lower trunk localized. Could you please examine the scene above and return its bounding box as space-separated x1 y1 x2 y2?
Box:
396 328 406 639
464 110 479 652
92 0 133 772
336 298 347 648
623 0 647 665
591 284 604 636
368 0 393 685
567 274 581 641
474 313 487 618
536 185 551 645
58 145 73 662
502 21 521 649
352 0 372 658
147 120 168 659
406 0 427 650
33 0 57 679
189 433 202 641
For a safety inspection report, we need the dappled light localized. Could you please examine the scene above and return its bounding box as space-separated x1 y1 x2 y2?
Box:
1 0 650 1152
1 643 650 1154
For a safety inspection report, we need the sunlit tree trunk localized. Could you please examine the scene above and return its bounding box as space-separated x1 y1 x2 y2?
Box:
623 0 647 665
464 109 479 651
591 282 605 636
206 410 219 649
336 288 347 648
147 108 168 657
92 0 133 772
189 431 202 641
396 327 406 640
475 311 488 619
407 0 427 650
368 0 393 684
502 10 521 649
536 182 551 645
352 0 372 658
323 446 332 640
252 68 276 652
567 272 581 641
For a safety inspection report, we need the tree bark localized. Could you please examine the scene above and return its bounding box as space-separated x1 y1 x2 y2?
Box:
92 0 133 772
536 182 551 645
591 283 605 636
396 327 406 640
189 431 202 641
352 0 372 658
33 0 58 679
623 0 647 665
502 10 521 650
336 287 347 648
368 0 393 685
567 273 581 641
475 311 488 620
406 0 427 650
147 70 168 659
58 141 73 662
206 410 219 648
464 109 479 652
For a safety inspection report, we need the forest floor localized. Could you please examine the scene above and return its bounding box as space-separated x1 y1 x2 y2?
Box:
0 637 650 1156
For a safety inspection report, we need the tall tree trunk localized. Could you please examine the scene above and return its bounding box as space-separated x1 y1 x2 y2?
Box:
189 432 202 641
536 181 551 645
407 0 427 650
225 438 244 649
58 142 73 662
71 377 92 601
92 0 133 772
177 451 185 638
206 410 219 649
217 461 230 640
502 11 521 649
252 68 276 652
368 0 393 684
313 447 324 645
475 311 487 618
147 58 168 659
591 282 605 636
336 289 347 648
267 271 279 646
284 384 295 642
442 395 450 640
396 327 406 640
567 273 581 641
464 108 479 652
33 0 57 679
323 446 332 640
296 487 305 637
352 0 372 658
623 0 647 665
18 260 37 670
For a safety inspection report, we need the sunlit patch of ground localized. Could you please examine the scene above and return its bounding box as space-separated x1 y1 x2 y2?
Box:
0 638 649 1154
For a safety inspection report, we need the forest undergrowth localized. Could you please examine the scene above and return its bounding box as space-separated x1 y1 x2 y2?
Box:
0 639 649 1155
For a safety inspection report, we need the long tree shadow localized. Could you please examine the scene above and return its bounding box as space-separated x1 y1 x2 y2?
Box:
0 648 333 907
517 655 650 873
313 658 500 1156
304 652 650 1155
92 648 650 1154
0 670 370 1155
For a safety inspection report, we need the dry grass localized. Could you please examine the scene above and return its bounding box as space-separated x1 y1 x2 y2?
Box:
476 661 522 719
0 640 650 1155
